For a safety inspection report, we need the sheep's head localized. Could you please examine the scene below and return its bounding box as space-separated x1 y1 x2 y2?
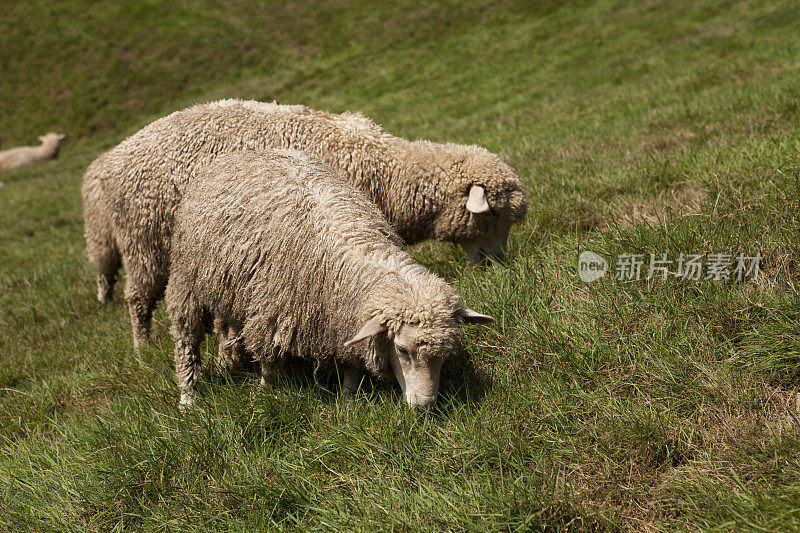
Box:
345 279 494 409
430 144 528 265
38 133 66 146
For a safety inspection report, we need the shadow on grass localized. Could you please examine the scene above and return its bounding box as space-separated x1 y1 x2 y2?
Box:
434 348 493 417
193 334 492 415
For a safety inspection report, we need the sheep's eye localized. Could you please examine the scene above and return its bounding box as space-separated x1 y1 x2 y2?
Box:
396 346 410 358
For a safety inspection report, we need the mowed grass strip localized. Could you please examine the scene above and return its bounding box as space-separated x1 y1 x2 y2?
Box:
1 0 799 529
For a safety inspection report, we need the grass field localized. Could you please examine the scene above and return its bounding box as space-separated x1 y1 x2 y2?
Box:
1 0 799 530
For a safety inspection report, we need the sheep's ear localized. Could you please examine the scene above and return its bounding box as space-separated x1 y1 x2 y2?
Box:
466 185 490 214
344 316 387 346
38 136 46 142
456 306 495 324
58 134 66 141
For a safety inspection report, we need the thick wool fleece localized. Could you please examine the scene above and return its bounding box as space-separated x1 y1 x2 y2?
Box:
166 150 463 393
82 99 525 345
0 133 65 169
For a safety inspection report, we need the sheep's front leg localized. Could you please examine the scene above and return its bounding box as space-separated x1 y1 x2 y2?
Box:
174 331 203 406
341 365 362 396
259 345 287 387
124 256 165 352
260 357 281 387
97 272 117 303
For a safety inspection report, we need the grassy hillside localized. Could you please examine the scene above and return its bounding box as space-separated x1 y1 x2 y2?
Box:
1 0 799 529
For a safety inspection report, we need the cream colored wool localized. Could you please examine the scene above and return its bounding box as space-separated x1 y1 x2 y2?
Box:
167 149 485 406
82 99 525 348
0 133 65 169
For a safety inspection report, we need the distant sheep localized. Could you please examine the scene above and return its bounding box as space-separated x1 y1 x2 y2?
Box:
166 149 494 407
82 99 525 350
0 133 65 169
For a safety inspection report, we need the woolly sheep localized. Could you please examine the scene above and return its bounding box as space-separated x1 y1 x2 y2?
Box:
166 149 494 408
82 99 525 350
0 133 65 169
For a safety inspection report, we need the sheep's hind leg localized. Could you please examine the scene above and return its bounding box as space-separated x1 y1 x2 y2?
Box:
86 228 121 303
83 176 121 302
215 319 246 369
96 246 121 303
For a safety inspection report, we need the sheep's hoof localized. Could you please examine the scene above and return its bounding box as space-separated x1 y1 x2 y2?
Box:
342 394 357 410
132 332 150 352
179 393 196 410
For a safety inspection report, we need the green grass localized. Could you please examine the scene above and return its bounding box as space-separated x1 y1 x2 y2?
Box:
1 0 799 529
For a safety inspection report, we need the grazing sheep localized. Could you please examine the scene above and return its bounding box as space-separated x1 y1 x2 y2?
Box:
0 133 65 169
83 99 524 350
166 149 494 408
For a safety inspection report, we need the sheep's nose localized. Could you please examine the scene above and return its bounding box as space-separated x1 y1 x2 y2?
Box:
406 393 437 410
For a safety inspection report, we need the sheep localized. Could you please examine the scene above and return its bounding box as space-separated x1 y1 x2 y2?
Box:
166 149 495 408
0 133 65 169
83 99 525 351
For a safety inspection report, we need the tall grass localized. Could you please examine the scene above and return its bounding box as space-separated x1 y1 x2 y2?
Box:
1 0 799 529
